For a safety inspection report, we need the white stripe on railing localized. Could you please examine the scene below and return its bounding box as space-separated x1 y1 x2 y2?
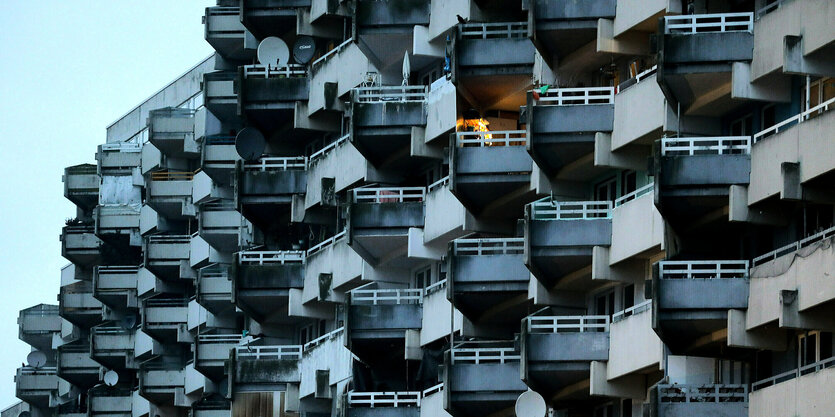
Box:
422 383 444 397
451 347 520 364
303 327 344 351
664 12 754 34
456 130 527 147
238 250 305 265
754 96 835 144
309 134 350 165
312 38 353 68
355 86 427 103
614 184 654 208
424 279 447 295
458 22 527 39
753 225 835 266
347 391 422 408
531 199 612 220
428 176 450 193
453 238 524 255
612 300 652 323
661 136 751 156
350 288 423 305
527 315 610 333
243 156 307 171
752 356 835 391
353 187 426 203
658 384 748 403
659 260 749 279
148 235 191 244
306 231 347 257
536 87 615 105
243 64 307 78
235 345 302 360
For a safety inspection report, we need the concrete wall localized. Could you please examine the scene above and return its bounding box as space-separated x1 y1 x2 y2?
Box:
351 203 425 229
612 74 667 150
529 219 612 248
658 278 749 310
454 254 529 284
533 0 615 20
419 390 452 417
659 154 750 187
613 0 677 36
302 237 364 304
455 146 532 175
664 32 753 64
607 307 662 379
527 333 609 362
750 366 835 417
424 79 457 143
356 0 430 27
421 287 464 346
457 38 535 68
308 43 376 115
424 183 467 244
298 329 352 398
532 104 614 135
610 193 663 264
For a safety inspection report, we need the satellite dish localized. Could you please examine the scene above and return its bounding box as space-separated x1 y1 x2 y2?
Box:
293 36 316 64
515 389 547 417
402 52 411 86
257 37 290 68
26 351 47 368
103 370 119 387
121 315 137 330
235 127 267 161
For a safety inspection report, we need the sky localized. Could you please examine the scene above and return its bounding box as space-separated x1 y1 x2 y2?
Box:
0 1 214 406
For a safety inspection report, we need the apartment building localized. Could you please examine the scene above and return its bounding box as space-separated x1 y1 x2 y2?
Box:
9 0 835 416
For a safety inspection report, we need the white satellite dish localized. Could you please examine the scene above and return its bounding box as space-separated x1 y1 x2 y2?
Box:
258 37 290 68
103 369 119 387
515 389 547 417
26 351 47 368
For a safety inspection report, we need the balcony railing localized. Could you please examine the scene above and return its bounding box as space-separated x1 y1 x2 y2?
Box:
18 366 58 376
303 327 344 351
658 260 749 279
235 344 303 360
101 142 142 152
664 12 754 34
198 334 242 344
308 134 349 165
243 156 307 172
456 130 527 147
312 37 353 68
238 250 305 265
752 356 835 391
612 300 652 323
150 170 197 181
348 391 422 408
754 96 835 144
306 230 347 257
756 0 788 19
527 315 610 333
661 136 752 156
458 22 527 39
200 200 237 211
147 235 191 245
355 85 427 103
352 187 426 203
422 383 444 397
451 341 520 364
453 238 524 255
425 279 447 295
535 87 615 106
427 176 450 193
242 64 307 78
658 384 748 402
531 198 612 220
617 66 657 94
350 284 423 305
21 304 59 317
614 184 654 208
205 135 236 145
752 225 835 266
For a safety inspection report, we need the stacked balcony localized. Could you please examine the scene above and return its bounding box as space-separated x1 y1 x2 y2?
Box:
88 386 133 417
144 235 193 280
443 341 527 417
138 362 186 405
15 366 59 408
97 142 142 174
241 0 310 39
201 135 240 185
346 391 421 417
146 170 196 219
141 297 189 344
18 304 62 352
654 383 748 417
147 108 201 159
229 343 302 393
234 249 305 322
61 224 103 267
355 0 429 75
94 204 141 246
63 164 99 210
57 340 101 389
347 186 425 265
196 264 234 315
194 333 240 380
199 200 257 252
204 71 238 123
524 199 613 289
238 156 306 227
59 281 104 328
90 324 136 370
204 6 254 61
238 64 309 132
347 283 422 360
93 266 139 311
526 0 616 61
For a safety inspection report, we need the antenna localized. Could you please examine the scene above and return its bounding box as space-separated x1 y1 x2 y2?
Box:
235 127 267 162
26 351 47 368
515 389 547 417
257 37 290 68
293 36 316 64
103 369 119 387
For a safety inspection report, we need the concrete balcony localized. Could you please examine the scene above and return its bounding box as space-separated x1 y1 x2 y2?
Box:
141 297 189 344
605 301 663 381
652 260 749 353
524 199 612 289
750 357 834 416
238 156 306 227
196 264 234 315
525 0 616 63
610 186 663 264
139 364 186 405
15 367 59 408
63 164 99 210
298 327 352 399
61 225 103 267
238 64 309 132
348 186 426 265
18 304 62 352
526 87 614 177
204 71 238 123
147 108 200 159
241 0 309 38
350 86 428 169
347 283 422 360
59 282 104 328
146 171 196 219
346 391 421 417
234 250 305 322
88 386 133 417
654 383 748 417
301 231 366 305
198 201 258 253
90 325 136 370
57 341 101 389
448 238 530 325
443 342 527 417
94 205 141 246
144 235 193 280
204 6 255 61
450 131 534 218
97 142 142 174
93 266 139 311
355 0 429 74
190 396 231 417
201 135 240 185
230 344 302 393
195 334 240 380
521 314 610 397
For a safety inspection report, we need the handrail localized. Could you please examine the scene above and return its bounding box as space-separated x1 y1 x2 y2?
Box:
535 87 615 105
752 225 835 266
424 279 447 295
428 176 450 193
422 383 444 397
197 334 242 344
235 344 303 360
21 305 59 317
348 391 422 408
101 142 142 152
531 198 612 220
145 298 189 308
204 135 236 145
238 250 305 265
527 315 610 333
451 346 520 364
453 238 524 255
456 130 526 147
658 384 748 403
664 12 754 34
659 260 749 279
350 288 423 305
612 300 652 323
66 165 98 175
355 85 427 103
148 235 191 244
150 170 196 181
618 65 657 94
754 96 835 144
614 184 654 208
200 200 236 211
353 187 426 203
243 156 307 172
312 37 353 68
309 134 349 164
303 327 344 351
19 366 58 375
243 64 307 78
756 0 789 19
752 356 835 391
661 136 751 156
458 22 527 39
306 230 347 257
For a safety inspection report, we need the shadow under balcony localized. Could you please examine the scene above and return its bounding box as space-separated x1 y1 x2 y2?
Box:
90 324 136 370
229 344 302 393
238 157 307 229
233 250 305 322
238 65 308 132
57 340 101 389
443 342 527 417
347 186 425 266
197 264 234 315
93 266 139 311
64 164 99 210
347 283 422 362
59 282 104 328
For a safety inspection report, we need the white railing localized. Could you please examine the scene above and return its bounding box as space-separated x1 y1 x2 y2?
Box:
243 64 307 78
754 96 835 144
424 279 447 295
350 287 423 305
19 366 58 375
197 334 241 344
147 235 191 245
312 37 353 68
614 184 654 208
243 156 307 172
451 345 520 364
422 383 444 397
101 142 142 152
664 12 754 34
309 134 349 165
459 22 527 39
659 260 749 279
96 266 140 275
238 250 305 265
527 315 610 333
306 230 347 257
658 384 748 403
752 356 835 391
612 300 652 323
355 86 427 103
428 176 450 193
661 136 751 156
348 391 422 408
353 187 426 203
456 130 527 147
752 225 835 266
618 65 658 94
453 238 524 255
756 0 788 19
535 87 615 105
200 200 236 212
531 199 612 220
303 327 344 351
235 345 303 361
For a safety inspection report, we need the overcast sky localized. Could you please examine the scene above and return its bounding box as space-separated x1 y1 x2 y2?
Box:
0 1 214 406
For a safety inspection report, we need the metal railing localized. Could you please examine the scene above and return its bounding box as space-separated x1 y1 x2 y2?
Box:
150 170 197 181
303 327 344 351
204 135 236 145
350 285 423 305
312 37 353 68
101 142 142 152
355 85 427 103
352 187 426 203
422 383 444 397
659 260 749 279
456 130 527 147
197 334 241 344
752 225 835 266
200 200 236 211
147 235 191 245
614 184 654 208
459 22 527 39
21 304 59 317
348 391 422 408
453 238 524 255
754 96 835 144
618 66 657 94
664 12 754 34
428 176 450 193
66 165 98 175
243 64 307 78
451 341 520 364
243 156 307 172
19 366 58 376
425 279 447 295
535 87 615 105
756 0 789 19
658 384 748 402
527 315 610 333
144 298 189 308
306 230 347 257
238 250 305 265
612 300 652 323
752 356 835 391
235 344 303 361
309 134 349 165
531 198 613 220
661 136 752 156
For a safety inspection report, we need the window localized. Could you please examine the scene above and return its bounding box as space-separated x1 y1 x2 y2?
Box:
761 104 776 131
622 399 632 417
623 284 635 312
801 77 835 119
595 176 618 203
595 290 615 320
621 171 637 196
594 403 615 417
730 114 753 136
414 266 433 289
